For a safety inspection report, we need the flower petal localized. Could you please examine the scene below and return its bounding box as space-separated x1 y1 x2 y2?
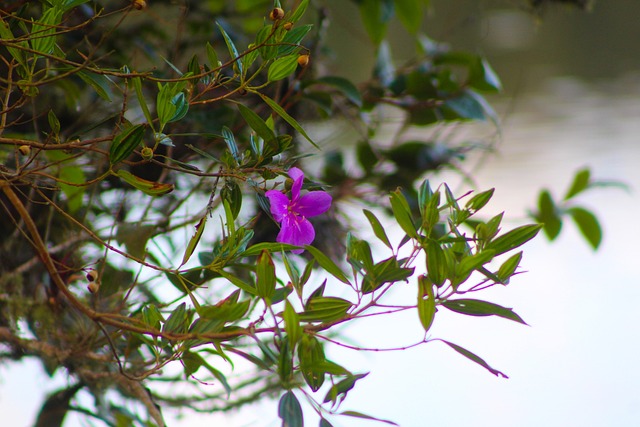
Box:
288 167 304 202
277 213 315 253
265 190 290 222
296 191 332 217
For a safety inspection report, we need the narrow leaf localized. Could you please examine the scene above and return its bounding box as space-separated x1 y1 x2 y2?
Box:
257 92 319 148
304 245 350 285
217 22 242 75
441 340 508 378
488 224 542 256
363 209 392 249
442 299 527 324
340 411 399 426
181 216 207 266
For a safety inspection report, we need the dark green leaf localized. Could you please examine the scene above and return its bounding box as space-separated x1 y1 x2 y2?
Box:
238 103 277 147
163 302 188 334
181 216 207 266
568 207 602 250
114 169 174 196
78 70 113 101
299 335 326 391
313 76 362 108
425 241 447 286
465 188 494 213
358 0 393 45
442 299 527 324
278 391 303 427
496 251 522 283
217 22 243 75
536 190 562 240
395 0 422 33
284 300 302 347
279 24 313 56
300 297 352 323
323 373 368 405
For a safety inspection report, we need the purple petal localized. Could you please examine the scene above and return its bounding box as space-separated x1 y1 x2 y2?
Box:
288 167 304 202
296 191 332 217
265 190 290 222
277 214 315 253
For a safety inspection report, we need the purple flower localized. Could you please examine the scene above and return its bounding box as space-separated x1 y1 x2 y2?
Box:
265 167 332 253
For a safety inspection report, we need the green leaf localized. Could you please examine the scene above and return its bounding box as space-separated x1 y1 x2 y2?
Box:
362 209 392 249
496 251 522 283
340 411 399 426
131 77 154 128
284 300 302 347
218 271 257 296
163 302 188 334
395 0 422 33
564 168 591 200
487 224 542 256
299 335 326 391
300 297 352 323
442 299 527 325
469 57 502 93
313 76 363 108
441 340 508 378
0 20 27 69
278 24 313 56
278 391 303 427
304 245 350 285
237 103 277 147
113 169 174 196
417 275 436 333
217 22 242 76
257 92 319 148
48 109 60 135
567 207 602 250
206 41 220 68
77 70 113 101
110 124 145 165
268 54 300 82
425 241 447 287
389 189 418 239
31 7 63 55
358 0 393 45
454 250 496 284
289 0 310 23
536 190 562 240
221 125 240 164
181 216 207 266
323 373 368 405
256 250 276 300
465 188 494 213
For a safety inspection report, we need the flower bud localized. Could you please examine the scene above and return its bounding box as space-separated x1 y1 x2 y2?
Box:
283 22 293 31
133 0 147 10
18 145 31 156
141 146 154 161
269 7 285 21
297 54 310 68
86 269 98 282
87 281 100 294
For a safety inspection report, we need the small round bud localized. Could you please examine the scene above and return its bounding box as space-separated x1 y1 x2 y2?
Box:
269 7 285 21
141 147 154 161
87 281 100 294
18 145 31 156
132 0 147 10
283 22 293 31
297 54 310 68
85 269 98 282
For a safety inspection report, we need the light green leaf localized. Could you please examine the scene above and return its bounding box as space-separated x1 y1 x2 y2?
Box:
441 299 527 325
268 54 299 82
217 22 242 76
362 209 392 249
488 224 542 256
417 275 436 333
390 189 418 239
304 245 350 285
564 168 591 200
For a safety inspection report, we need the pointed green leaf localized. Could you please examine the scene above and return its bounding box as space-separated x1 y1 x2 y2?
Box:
304 245 350 285
390 189 418 239
314 76 363 108
110 124 145 165
268 54 299 82
441 340 508 378
496 251 522 283
113 169 174 196
300 297 352 323
284 300 302 347
78 70 113 101
257 92 319 148
442 299 527 325
363 209 392 249
340 411 398 426
256 250 276 300
488 224 542 256
278 391 303 427
181 216 207 266
564 168 591 200
395 0 422 33
567 207 602 250
417 275 436 333
217 22 242 75
163 302 188 334
237 103 277 146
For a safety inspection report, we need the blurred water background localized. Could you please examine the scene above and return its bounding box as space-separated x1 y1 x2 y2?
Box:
2 1 640 426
